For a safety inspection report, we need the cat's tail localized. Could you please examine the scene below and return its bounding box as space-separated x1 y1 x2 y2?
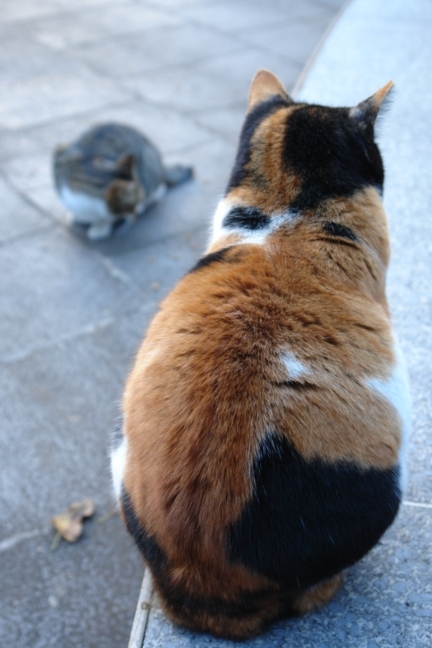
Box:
164 164 193 187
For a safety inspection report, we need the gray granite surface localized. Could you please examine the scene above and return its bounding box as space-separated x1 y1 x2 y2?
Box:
0 1 346 647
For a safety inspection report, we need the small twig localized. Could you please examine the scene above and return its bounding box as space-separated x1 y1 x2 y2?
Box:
97 508 118 524
50 531 62 552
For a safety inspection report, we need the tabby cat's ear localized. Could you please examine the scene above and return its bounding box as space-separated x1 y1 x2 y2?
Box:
248 69 293 111
116 152 136 179
349 81 394 129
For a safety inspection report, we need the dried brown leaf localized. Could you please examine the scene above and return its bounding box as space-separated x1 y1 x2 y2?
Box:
51 497 95 543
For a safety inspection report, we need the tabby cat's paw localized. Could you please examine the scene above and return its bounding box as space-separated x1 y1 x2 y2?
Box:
87 222 114 240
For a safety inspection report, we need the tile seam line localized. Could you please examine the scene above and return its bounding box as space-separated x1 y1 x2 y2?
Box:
96 222 209 261
75 33 248 81
0 303 157 366
292 0 353 97
30 4 190 52
0 98 136 138
0 0 135 29
0 223 56 249
1 171 59 223
403 501 432 510
114 78 247 120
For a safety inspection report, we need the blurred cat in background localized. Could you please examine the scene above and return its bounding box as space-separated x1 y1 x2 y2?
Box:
53 123 193 240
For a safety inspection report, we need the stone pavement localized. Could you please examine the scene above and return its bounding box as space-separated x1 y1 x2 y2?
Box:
0 1 346 647
141 0 432 646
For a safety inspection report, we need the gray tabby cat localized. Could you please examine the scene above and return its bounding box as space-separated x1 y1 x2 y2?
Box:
53 123 193 240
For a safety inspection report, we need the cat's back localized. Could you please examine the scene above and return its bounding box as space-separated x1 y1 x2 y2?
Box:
126 219 403 477
56 122 164 194
117 71 410 639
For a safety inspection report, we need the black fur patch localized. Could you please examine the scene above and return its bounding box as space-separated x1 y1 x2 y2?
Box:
188 246 233 274
223 206 270 231
322 221 358 241
120 489 273 621
121 489 167 577
227 96 291 192
283 106 384 210
228 433 400 590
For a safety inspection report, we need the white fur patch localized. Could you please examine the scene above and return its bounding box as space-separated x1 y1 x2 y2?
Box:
59 185 112 224
148 182 167 205
110 436 128 501
366 340 411 493
282 351 310 380
210 198 298 247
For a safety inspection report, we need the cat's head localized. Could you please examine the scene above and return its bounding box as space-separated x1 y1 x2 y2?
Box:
225 69 393 217
104 153 145 217
54 147 144 219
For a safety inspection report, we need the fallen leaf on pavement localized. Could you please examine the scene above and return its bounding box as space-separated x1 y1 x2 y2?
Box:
51 498 95 544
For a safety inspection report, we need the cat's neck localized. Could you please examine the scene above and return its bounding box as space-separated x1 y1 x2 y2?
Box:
207 186 389 308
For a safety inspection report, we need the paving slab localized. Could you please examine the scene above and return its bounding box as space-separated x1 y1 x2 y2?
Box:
75 23 245 78
0 226 146 361
0 519 143 648
0 70 130 130
0 175 51 242
32 3 182 50
0 304 155 538
123 48 302 115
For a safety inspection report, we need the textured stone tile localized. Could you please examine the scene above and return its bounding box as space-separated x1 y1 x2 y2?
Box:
109 228 207 300
0 305 151 537
143 507 432 647
0 98 212 164
241 18 333 67
123 47 301 114
0 0 129 24
23 183 75 227
1 153 53 192
0 176 51 242
33 2 182 50
0 35 81 84
194 103 246 143
0 69 129 130
75 22 245 77
0 227 142 361
0 520 143 648
182 0 290 32
0 0 59 24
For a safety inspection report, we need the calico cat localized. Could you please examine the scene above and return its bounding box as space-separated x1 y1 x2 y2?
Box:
53 123 192 240
111 70 410 639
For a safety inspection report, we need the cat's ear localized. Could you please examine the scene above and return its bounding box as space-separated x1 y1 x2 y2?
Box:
349 81 394 129
248 69 293 111
116 152 136 179
105 178 143 216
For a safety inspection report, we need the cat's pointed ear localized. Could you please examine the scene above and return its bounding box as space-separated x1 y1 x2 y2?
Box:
116 152 136 179
248 69 293 111
349 81 394 129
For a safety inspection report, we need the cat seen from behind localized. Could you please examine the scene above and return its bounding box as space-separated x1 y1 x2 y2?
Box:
53 123 193 240
112 70 410 639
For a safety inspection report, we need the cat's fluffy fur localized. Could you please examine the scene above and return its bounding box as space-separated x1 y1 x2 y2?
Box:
112 71 410 639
